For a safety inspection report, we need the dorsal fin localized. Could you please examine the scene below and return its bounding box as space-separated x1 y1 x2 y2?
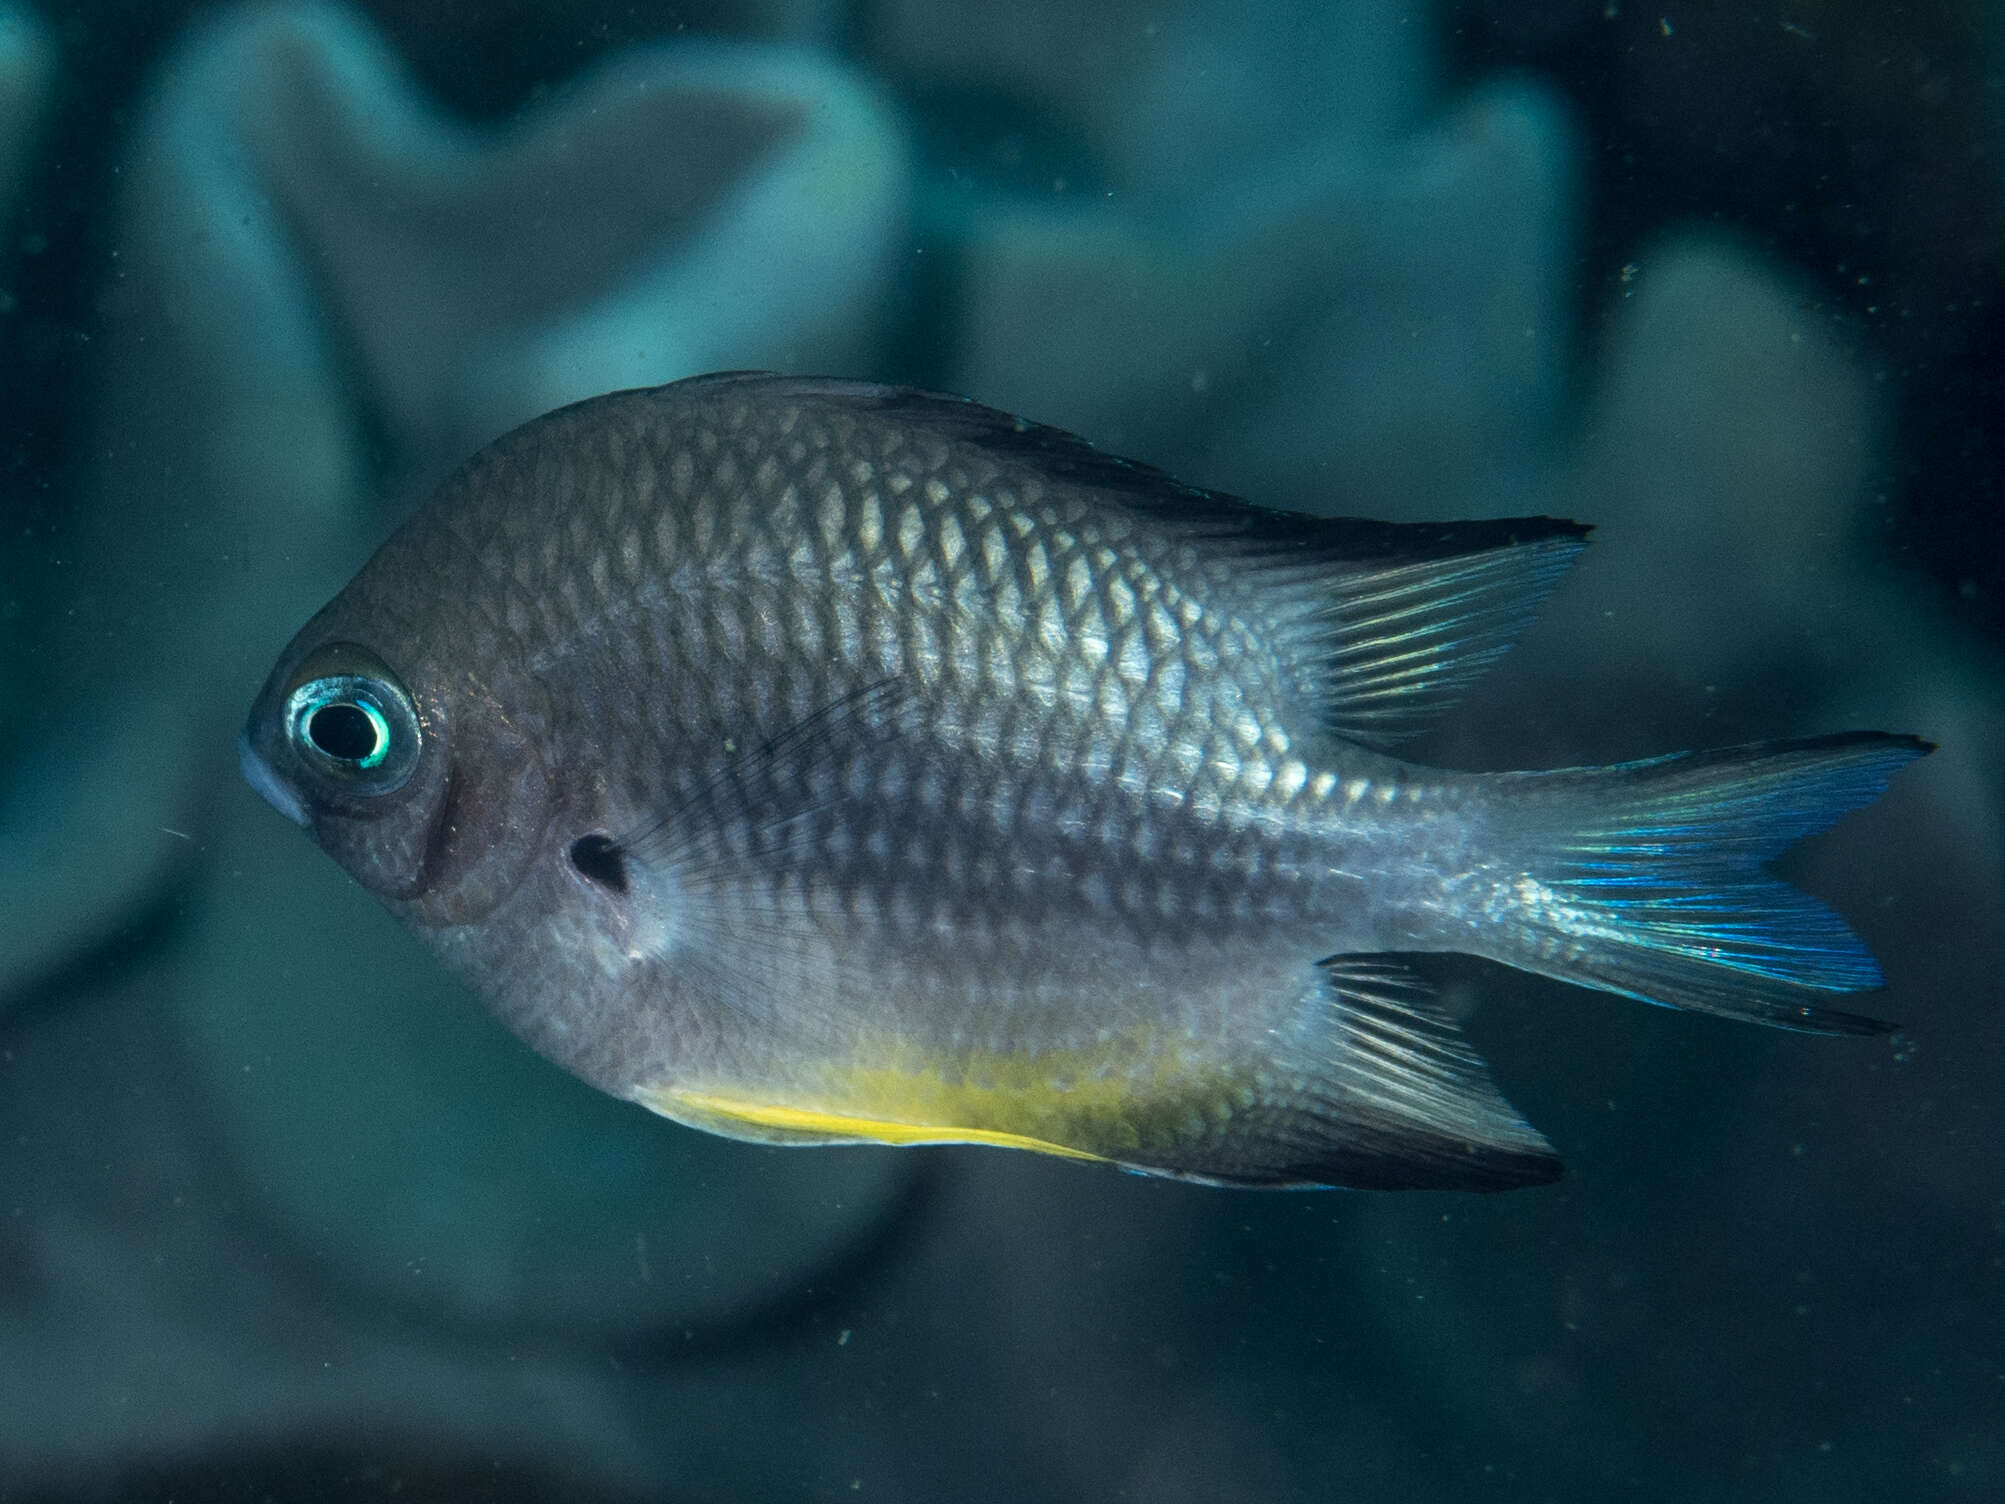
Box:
1258 517 1590 748
667 374 1590 747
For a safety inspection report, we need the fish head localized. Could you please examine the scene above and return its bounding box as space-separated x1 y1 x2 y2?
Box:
239 525 688 1096
239 578 556 933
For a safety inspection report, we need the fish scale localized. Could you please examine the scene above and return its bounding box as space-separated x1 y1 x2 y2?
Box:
241 372 1927 1190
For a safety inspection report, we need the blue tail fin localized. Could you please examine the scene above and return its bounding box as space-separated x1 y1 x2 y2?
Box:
1488 733 1930 1034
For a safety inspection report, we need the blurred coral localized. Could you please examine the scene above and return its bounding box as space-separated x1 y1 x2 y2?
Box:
0 0 1998 1499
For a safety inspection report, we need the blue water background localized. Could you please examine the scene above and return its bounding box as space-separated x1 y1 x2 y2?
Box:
1 3 2000 1499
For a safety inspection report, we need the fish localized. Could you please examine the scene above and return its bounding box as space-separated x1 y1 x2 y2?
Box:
238 372 1929 1191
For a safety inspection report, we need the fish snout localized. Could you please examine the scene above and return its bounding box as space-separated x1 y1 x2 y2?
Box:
239 723 308 827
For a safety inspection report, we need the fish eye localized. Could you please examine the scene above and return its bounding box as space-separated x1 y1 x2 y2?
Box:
302 694 390 766
282 647 422 795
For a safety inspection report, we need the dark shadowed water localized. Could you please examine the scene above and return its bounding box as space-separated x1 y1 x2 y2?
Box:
1 3 1999 1500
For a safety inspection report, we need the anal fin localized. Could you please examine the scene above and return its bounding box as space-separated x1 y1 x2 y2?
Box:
1213 957 1560 1192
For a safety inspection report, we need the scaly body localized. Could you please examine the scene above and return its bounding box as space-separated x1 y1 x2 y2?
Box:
241 374 1925 1189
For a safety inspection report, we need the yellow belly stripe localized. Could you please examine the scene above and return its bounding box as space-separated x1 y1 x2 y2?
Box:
640 1087 1108 1162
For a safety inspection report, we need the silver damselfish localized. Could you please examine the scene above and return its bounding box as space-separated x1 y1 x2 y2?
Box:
239 374 1928 1190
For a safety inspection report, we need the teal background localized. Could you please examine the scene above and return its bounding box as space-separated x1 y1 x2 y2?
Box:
0 3 1999 1500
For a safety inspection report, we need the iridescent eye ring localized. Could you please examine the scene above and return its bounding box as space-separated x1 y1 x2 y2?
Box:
284 671 422 793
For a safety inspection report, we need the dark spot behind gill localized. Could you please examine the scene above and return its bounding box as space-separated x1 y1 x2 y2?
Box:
569 833 629 894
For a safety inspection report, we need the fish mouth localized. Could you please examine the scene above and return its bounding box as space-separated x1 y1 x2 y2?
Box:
239 726 308 828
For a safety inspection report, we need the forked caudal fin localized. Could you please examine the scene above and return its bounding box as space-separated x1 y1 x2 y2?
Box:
1479 732 1931 1034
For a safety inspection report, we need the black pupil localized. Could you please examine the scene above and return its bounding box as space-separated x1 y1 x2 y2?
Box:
308 702 380 762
